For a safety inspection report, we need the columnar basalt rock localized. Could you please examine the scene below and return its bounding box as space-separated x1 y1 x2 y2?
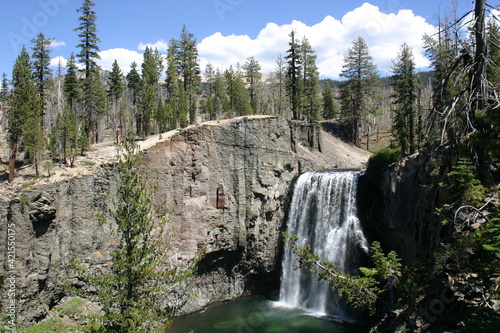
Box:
0 116 371 322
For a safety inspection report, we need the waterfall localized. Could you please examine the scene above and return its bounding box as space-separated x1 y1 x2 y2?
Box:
279 170 369 318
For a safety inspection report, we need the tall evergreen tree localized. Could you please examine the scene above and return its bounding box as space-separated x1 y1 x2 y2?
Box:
286 31 302 120
165 39 182 127
299 37 321 122
176 25 200 124
53 106 78 166
273 54 288 116
72 134 198 332
74 0 100 77
63 53 81 112
86 65 108 144
0 72 8 101
202 63 217 119
391 43 421 156
242 56 261 114
31 32 53 123
107 60 125 143
213 67 230 118
322 83 338 119
139 47 163 138
224 66 252 117
126 61 142 134
339 37 380 147
108 60 124 101
74 0 102 145
6 47 42 182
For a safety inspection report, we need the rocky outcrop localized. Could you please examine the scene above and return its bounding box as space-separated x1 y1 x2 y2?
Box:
0 116 370 323
359 145 455 263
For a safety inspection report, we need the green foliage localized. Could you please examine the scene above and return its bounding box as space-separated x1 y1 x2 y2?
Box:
0 72 8 101
242 56 262 113
475 207 500 275
107 60 124 101
390 43 422 156
25 317 73 333
43 161 53 177
471 107 500 161
71 134 199 332
63 53 81 111
439 158 486 207
176 25 201 124
283 232 402 315
225 66 253 116
322 83 338 119
57 298 84 316
74 0 101 74
286 31 301 120
366 147 402 183
340 36 381 147
6 46 43 181
31 32 53 110
431 205 500 331
299 37 321 122
437 158 487 226
138 47 163 138
445 307 500 333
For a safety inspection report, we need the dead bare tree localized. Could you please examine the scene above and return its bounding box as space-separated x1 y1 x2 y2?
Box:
427 0 500 144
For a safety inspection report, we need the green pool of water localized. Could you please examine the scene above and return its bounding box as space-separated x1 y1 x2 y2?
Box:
168 296 369 333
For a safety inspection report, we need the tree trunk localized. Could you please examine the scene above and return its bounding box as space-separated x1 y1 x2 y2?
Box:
409 106 415 154
8 141 18 183
472 0 487 120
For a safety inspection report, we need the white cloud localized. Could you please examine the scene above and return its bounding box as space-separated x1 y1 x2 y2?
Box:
197 3 437 78
50 55 68 68
50 40 66 48
138 40 170 52
97 48 144 74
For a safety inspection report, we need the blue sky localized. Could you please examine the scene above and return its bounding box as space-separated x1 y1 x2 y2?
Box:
1 0 480 79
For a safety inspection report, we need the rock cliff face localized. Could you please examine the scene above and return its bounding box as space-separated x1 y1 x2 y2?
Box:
0 116 370 323
359 145 455 263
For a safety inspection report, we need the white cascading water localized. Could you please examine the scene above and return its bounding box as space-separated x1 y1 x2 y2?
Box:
279 170 369 318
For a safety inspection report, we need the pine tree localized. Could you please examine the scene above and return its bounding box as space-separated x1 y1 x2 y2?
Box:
322 83 338 119
340 37 380 147
126 61 142 134
74 0 102 145
286 31 301 120
391 43 421 156
86 65 108 144
242 56 261 114
74 0 100 77
299 37 321 122
213 67 230 117
31 32 53 124
165 39 181 128
0 72 8 101
273 54 288 116
107 60 125 143
225 66 252 117
6 47 42 182
202 63 217 119
176 25 200 124
63 53 81 111
53 106 78 166
22 110 45 176
139 47 163 138
71 133 199 332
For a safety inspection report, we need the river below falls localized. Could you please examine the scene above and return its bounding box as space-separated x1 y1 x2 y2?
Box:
168 296 369 333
